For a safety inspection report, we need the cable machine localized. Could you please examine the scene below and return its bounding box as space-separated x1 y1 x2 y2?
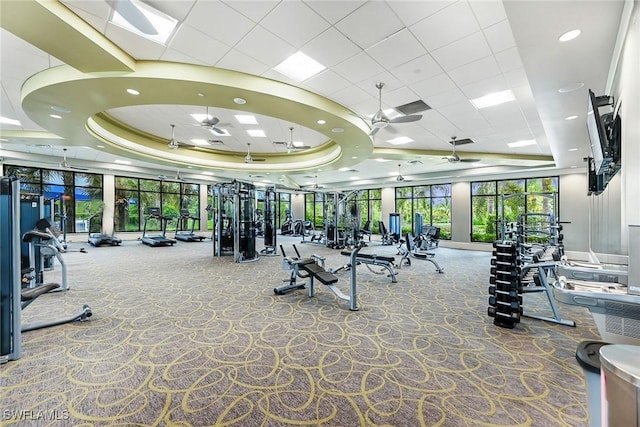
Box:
260 186 277 256
212 181 259 262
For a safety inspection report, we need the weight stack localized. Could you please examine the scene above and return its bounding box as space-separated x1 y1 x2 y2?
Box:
488 240 523 328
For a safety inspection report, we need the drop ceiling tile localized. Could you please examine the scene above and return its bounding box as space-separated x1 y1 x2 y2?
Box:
214 49 270 76
409 1 480 51
357 72 403 98
160 49 207 66
261 69 303 86
302 27 361 68
303 0 365 24
430 32 492 71
438 100 480 120
260 1 330 48
504 68 529 88
418 110 458 141
469 0 508 28
152 1 196 22
366 29 425 69
333 52 385 84
334 2 404 49
387 0 455 27
424 88 468 109
390 54 443 85
480 104 529 132
61 0 111 20
186 1 256 47
483 20 516 54
448 55 501 87
61 4 108 33
409 73 457 99
234 26 295 68
329 84 372 109
459 74 509 99
381 86 421 109
303 70 352 96
495 47 524 73
223 0 279 22
170 25 230 66
104 23 166 60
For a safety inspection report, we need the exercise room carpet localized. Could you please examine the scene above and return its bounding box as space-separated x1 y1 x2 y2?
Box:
0 236 601 426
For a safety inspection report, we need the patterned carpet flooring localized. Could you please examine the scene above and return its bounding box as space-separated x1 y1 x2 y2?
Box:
0 235 601 426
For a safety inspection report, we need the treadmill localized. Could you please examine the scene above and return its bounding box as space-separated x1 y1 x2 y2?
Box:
174 209 206 242
141 207 176 247
87 213 122 247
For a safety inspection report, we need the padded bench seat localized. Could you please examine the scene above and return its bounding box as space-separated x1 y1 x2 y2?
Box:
299 263 339 285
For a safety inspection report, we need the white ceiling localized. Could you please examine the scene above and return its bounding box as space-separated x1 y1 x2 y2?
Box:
0 0 626 189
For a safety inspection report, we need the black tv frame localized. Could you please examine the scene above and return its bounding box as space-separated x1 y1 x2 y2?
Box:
586 89 614 175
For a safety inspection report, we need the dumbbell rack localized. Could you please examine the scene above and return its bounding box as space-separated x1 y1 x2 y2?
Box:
488 241 523 328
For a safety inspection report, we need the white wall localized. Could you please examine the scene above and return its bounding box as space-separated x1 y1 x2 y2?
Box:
558 173 590 253
451 182 470 243
103 174 115 235
291 193 304 219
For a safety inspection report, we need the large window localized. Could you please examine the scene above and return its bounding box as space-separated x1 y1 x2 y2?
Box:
471 177 559 242
276 192 291 228
5 165 103 233
304 192 324 228
394 184 452 239
115 176 199 232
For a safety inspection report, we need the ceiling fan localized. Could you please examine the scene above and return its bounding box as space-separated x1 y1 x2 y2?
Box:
369 82 422 136
443 137 481 163
58 148 88 171
168 124 180 149
395 164 405 182
244 143 266 163
274 127 311 153
198 106 228 135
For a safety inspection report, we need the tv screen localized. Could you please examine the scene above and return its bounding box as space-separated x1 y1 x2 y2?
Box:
586 89 612 175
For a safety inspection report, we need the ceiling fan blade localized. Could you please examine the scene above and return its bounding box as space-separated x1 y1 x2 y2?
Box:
113 0 158 35
459 158 481 163
389 114 422 124
369 127 380 136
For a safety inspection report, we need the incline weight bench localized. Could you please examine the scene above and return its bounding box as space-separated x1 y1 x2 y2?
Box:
398 233 444 274
274 244 362 311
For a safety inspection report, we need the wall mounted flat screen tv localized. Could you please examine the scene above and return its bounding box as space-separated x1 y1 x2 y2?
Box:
586 89 613 175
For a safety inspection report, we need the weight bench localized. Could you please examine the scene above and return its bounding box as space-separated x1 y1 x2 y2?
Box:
336 250 398 283
398 233 444 273
274 244 362 311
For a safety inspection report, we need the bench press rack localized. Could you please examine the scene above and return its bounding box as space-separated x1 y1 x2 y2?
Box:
274 244 363 311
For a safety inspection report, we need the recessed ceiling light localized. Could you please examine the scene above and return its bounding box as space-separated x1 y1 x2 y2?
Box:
234 115 258 124
0 116 21 126
558 82 584 93
558 29 581 42
202 171 215 176
49 114 62 119
571 165 578 168
351 156 357 159
507 139 537 148
565 115 579 120
375 158 390 162
111 0 178 44
569 148 578 152
274 51 326 82
50 105 70 113
115 159 132 165
349 176 360 180
317 119 326 125
332 128 344 133
126 88 140 95
197 92 205 97
386 136 414 145
187 166 193 169
96 145 105 148
233 97 247 105
247 129 266 137
470 90 515 109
